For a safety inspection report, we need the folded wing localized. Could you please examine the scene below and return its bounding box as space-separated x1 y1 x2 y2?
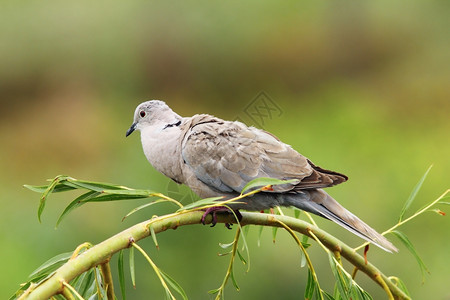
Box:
181 115 347 194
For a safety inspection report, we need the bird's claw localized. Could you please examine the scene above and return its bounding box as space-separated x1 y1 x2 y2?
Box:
201 206 242 229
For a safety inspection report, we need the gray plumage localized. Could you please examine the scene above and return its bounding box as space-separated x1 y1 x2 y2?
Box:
126 100 398 253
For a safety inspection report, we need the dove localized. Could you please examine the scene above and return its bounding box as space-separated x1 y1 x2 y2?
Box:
126 100 397 252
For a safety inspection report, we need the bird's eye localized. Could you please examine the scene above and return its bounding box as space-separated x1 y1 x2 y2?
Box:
139 111 146 118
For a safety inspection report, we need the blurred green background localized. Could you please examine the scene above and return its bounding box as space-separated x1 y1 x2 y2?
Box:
1 1 449 299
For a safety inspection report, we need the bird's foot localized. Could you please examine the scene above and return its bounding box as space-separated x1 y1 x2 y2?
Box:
201 206 242 229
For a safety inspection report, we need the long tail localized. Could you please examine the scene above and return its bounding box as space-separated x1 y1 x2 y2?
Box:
286 189 398 253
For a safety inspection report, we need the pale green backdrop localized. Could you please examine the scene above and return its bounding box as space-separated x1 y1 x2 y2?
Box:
1 1 449 299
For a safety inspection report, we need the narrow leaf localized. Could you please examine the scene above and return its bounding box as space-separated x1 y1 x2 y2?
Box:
391 230 430 281
24 184 76 194
219 241 235 249
56 191 100 227
304 269 315 300
101 189 156 196
79 270 95 297
236 250 247 265
208 288 220 295
68 178 130 191
83 194 148 202
230 268 240 291
429 209 446 216
272 226 278 243
322 290 335 300
177 196 225 211
129 247 136 288
390 277 411 297
29 252 72 279
96 267 108 300
37 176 68 222
118 250 126 300
70 272 86 292
241 177 298 195
123 200 168 221
9 282 31 300
437 195 450 204
149 225 159 249
299 251 307 268
160 270 188 300
302 235 311 249
399 165 432 221
88 292 98 300
257 225 264 247
329 254 350 300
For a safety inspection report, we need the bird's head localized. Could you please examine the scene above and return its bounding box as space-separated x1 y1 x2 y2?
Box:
126 100 181 137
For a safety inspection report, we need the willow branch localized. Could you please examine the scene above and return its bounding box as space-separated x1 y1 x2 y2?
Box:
99 261 114 299
23 211 409 300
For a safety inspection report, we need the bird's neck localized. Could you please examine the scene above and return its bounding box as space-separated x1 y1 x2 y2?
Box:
140 122 184 183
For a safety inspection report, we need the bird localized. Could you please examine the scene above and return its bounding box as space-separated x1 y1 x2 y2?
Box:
126 100 398 252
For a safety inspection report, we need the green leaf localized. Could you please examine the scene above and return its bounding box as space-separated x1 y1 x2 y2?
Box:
24 184 76 194
329 254 350 300
236 249 247 265
302 235 311 249
37 175 69 222
70 270 94 298
304 269 315 300
294 207 301 219
390 230 429 281
123 199 170 221
208 288 220 295
399 165 432 221
29 251 72 280
390 277 410 298
118 250 126 300
9 282 32 300
95 266 108 300
160 270 188 300
272 226 278 243
84 194 148 202
322 290 335 300
149 225 159 249
257 225 264 247
129 247 136 289
56 191 100 227
240 177 298 195
67 178 130 191
78 270 95 297
101 188 156 195
177 196 225 211
230 268 240 291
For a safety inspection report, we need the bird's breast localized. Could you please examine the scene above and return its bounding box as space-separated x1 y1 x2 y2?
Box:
140 127 184 184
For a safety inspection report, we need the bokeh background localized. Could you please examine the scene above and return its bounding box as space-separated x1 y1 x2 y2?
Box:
1 1 449 299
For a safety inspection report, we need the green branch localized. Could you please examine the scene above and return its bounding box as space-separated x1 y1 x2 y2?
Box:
20 211 410 300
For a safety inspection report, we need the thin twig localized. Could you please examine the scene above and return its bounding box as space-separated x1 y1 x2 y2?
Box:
355 189 449 251
274 219 324 300
61 281 83 300
99 261 115 299
132 242 176 300
215 227 241 300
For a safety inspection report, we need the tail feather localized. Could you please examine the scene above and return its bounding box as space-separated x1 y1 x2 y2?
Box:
288 189 398 253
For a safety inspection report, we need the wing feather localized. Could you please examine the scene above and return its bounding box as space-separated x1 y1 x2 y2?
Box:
181 115 347 194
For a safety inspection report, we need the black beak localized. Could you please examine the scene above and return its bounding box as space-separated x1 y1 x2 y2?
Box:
126 123 137 137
